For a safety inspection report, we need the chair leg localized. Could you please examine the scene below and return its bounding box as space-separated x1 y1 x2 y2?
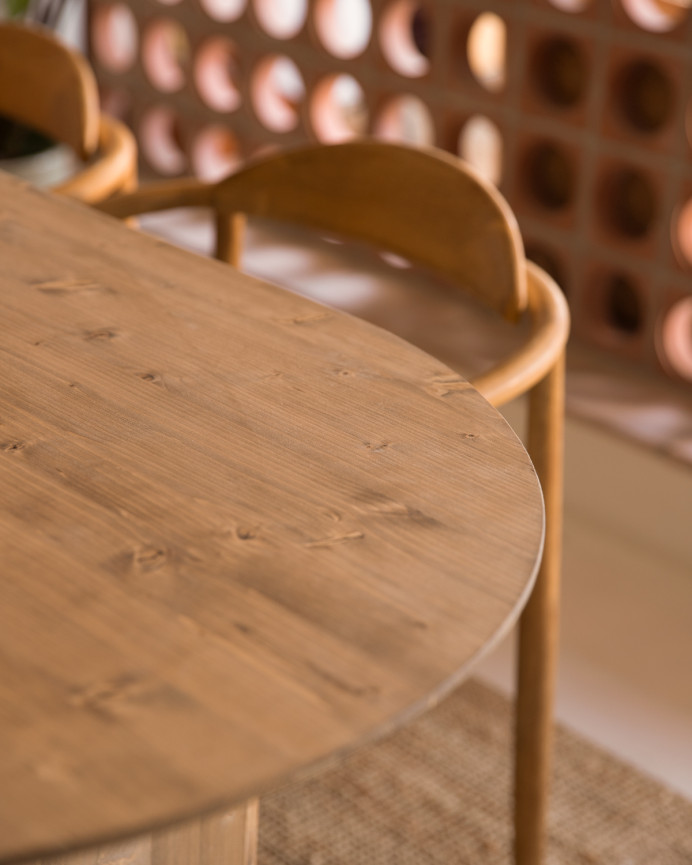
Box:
513 355 565 865
123 165 139 229
216 211 246 268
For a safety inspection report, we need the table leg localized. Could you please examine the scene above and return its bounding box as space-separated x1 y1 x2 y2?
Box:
29 799 259 865
205 799 259 865
152 799 259 865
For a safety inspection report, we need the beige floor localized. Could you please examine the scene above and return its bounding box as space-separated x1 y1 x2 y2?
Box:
141 209 692 802
477 407 692 801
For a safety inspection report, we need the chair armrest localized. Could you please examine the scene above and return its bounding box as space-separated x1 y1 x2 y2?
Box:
472 261 570 407
54 114 138 204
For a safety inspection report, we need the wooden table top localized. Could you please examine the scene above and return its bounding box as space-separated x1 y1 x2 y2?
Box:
0 172 544 863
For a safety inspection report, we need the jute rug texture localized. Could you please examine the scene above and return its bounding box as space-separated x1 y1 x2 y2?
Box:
259 680 692 864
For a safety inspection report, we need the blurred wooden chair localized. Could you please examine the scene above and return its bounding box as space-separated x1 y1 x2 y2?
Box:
98 140 570 865
0 21 137 204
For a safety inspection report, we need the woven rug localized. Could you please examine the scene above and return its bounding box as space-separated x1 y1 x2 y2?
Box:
259 679 692 865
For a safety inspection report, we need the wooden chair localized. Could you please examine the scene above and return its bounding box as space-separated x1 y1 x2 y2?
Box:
0 21 137 204
98 140 570 865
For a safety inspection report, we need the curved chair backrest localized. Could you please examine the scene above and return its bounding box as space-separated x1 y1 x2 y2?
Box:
0 22 99 159
101 141 526 320
100 140 567 404
0 22 137 203
213 141 527 322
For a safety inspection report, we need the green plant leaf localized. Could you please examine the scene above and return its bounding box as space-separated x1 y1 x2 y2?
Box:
6 0 31 16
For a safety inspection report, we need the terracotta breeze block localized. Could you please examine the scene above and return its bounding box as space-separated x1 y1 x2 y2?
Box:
86 0 692 385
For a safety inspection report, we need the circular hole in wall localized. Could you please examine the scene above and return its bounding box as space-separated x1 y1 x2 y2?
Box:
253 0 307 39
526 142 574 209
191 126 242 181
379 1 431 78
91 3 138 73
140 106 187 175
194 37 242 112
606 168 657 238
200 0 247 20
658 296 692 381
142 19 189 93
315 0 372 59
251 55 305 132
604 274 644 334
548 0 592 11
311 75 368 142
374 95 435 146
673 197 692 267
620 0 689 32
458 115 503 187
466 13 506 93
534 37 587 107
618 59 674 133
525 244 566 291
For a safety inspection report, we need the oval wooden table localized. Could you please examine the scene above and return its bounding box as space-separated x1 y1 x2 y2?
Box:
0 172 544 865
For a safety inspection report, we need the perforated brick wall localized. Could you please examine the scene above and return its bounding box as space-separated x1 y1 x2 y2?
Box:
87 0 692 385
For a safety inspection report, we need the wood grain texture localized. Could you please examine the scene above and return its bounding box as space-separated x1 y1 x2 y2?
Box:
0 171 543 863
98 142 569 865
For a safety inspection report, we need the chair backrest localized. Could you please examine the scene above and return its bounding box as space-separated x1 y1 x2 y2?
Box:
213 141 527 321
98 140 568 399
0 22 99 159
